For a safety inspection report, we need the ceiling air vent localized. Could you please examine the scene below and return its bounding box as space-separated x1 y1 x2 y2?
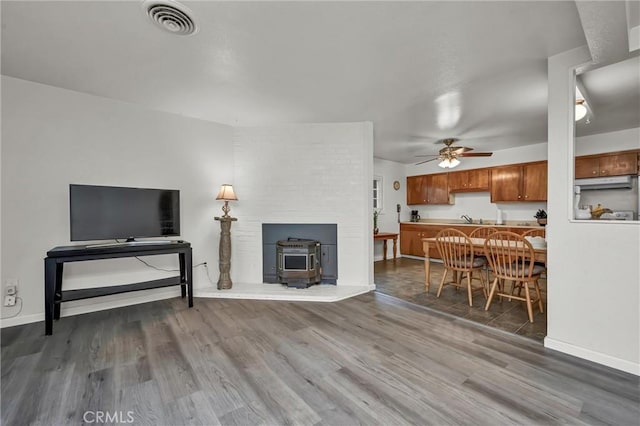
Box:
142 0 198 36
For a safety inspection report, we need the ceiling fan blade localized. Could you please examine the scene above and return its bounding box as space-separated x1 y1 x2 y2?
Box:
459 152 493 157
452 146 474 154
415 157 440 165
415 154 440 158
439 145 472 154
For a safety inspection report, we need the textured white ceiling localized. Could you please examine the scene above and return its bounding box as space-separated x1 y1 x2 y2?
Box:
1 1 636 163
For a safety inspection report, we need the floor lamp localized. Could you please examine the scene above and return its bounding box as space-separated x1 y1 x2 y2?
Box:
215 184 237 290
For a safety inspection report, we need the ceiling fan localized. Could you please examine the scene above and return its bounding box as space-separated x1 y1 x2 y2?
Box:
415 138 493 168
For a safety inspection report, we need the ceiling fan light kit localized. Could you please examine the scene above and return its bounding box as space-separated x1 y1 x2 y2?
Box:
415 138 493 167
438 157 461 169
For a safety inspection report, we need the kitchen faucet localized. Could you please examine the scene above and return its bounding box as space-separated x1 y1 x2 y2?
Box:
461 214 473 224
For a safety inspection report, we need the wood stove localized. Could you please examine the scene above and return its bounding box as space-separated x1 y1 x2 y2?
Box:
276 239 322 288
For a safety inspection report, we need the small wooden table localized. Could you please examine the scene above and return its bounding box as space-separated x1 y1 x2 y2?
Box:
422 237 547 291
374 232 398 260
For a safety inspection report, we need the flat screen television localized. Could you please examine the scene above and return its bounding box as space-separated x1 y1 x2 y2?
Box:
70 184 180 241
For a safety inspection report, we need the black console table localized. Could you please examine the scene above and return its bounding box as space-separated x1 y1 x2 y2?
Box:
44 241 192 335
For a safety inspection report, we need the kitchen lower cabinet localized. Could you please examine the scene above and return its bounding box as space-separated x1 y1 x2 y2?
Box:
400 224 542 258
400 224 442 258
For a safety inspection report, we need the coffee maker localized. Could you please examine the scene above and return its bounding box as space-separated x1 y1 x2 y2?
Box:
411 210 420 222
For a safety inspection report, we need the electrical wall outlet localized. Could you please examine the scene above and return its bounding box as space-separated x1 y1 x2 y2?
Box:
4 295 16 307
4 278 18 297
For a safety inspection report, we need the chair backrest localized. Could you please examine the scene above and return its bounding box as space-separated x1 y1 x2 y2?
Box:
469 227 499 239
435 228 475 271
522 228 546 238
484 231 536 280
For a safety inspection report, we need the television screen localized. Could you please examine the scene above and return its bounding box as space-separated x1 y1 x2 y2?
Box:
70 184 180 241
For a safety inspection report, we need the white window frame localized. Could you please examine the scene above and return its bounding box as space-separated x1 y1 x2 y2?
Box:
373 176 383 211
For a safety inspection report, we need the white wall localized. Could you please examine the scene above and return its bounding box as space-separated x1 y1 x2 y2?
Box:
232 123 374 287
546 47 640 375
575 127 640 156
1 76 234 326
373 158 406 260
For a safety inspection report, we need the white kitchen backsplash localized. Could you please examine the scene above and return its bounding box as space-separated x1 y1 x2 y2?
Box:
413 191 546 223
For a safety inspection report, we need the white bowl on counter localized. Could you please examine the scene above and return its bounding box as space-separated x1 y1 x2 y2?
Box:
524 236 547 248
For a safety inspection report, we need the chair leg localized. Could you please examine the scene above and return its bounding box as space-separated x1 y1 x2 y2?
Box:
534 279 544 313
507 280 515 302
478 269 488 299
485 277 499 311
436 269 448 298
466 271 473 306
524 281 534 323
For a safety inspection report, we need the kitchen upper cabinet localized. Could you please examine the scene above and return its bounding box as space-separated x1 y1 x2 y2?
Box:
490 161 547 202
522 162 547 201
575 156 600 178
407 175 428 205
425 173 451 204
406 173 451 205
490 165 521 202
575 152 638 178
448 168 490 192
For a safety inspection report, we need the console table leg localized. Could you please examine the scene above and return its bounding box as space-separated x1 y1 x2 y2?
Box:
179 252 187 298
44 258 56 335
54 263 63 320
186 248 193 307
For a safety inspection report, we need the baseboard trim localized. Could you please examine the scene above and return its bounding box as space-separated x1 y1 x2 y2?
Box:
195 282 374 302
1 282 377 328
544 336 640 376
0 288 181 328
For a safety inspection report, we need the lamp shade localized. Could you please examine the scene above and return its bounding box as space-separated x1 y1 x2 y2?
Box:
216 184 238 201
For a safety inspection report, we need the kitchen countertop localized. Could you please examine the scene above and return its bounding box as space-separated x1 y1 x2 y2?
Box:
402 220 541 228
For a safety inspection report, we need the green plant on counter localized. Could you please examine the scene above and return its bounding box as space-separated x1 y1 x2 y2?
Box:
534 209 547 219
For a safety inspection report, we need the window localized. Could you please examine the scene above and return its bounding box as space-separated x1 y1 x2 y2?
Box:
373 176 383 210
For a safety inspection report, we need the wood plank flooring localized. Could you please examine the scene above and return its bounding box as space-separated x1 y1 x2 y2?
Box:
2 293 638 425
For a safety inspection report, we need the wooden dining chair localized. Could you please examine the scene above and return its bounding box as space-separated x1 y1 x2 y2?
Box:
522 228 546 238
469 227 498 282
469 227 499 239
435 228 487 306
483 231 544 323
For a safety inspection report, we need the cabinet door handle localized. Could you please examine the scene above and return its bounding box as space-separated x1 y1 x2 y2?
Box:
592 170 597 174
517 195 522 199
525 195 529 199
601 170 607 174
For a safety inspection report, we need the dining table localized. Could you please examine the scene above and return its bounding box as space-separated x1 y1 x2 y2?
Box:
421 237 547 291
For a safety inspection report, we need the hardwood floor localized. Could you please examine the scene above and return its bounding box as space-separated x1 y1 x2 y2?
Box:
2 294 638 425
375 258 547 341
